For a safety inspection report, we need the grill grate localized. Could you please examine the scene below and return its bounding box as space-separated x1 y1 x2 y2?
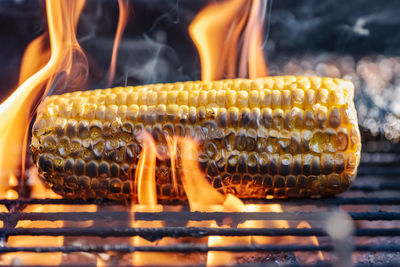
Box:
0 157 400 266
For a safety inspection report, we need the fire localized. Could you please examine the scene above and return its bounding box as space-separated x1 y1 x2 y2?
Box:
18 34 51 85
107 0 130 87
0 0 92 265
135 132 158 206
297 221 324 261
131 133 180 266
180 139 225 210
0 0 87 197
181 140 291 265
3 0 325 264
189 0 268 81
128 135 323 266
240 0 269 78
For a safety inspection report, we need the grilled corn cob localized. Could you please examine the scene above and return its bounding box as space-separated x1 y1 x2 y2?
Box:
31 76 361 200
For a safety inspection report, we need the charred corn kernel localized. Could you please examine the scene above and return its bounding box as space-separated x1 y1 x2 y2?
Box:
31 76 361 200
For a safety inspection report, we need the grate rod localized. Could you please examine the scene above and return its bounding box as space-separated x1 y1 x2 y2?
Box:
349 183 400 191
0 244 399 253
1 197 400 206
2 227 400 238
1 211 399 222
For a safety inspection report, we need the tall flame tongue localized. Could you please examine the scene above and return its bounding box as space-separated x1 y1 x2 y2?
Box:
0 0 87 197
1 0 91 265
131 133 175 266
189 0 268 81
107 0 130 87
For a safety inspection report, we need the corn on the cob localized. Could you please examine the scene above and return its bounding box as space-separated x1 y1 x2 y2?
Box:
31 76 361 200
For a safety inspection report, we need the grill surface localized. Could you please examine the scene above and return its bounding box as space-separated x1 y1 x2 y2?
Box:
0 150 400 266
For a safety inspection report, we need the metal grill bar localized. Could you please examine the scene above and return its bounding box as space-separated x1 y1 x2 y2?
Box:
1 197 400 206
1 211 398 222
1 227 400 238
356 166 400 176
349 183 400 191
0 161 398 265
0 244 399 253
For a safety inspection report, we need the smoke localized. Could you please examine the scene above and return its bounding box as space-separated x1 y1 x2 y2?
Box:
81 33 184 88
73 0 196 88
115 35 184 85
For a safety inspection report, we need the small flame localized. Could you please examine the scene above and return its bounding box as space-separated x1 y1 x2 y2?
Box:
3 169 64 265
135 132 158 206
165 135 179 195
107 0 130 87
189 0 268 81
297 221 325 261
239 0 269 78
180 139 225 210
206 196 251 266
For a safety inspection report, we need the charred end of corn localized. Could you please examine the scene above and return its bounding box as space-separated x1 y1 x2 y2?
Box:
30 76 361 200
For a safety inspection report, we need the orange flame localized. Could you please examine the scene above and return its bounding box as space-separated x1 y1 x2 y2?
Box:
124 133 326 266
18 34 51 85
239 0 268 78
180 139 225 210
1 0 91 264
181 139 250 266
107 0 130 87
297 221 325 262
189 0 268 81
131 133 176 266
0 0 87 197
135 132 158 206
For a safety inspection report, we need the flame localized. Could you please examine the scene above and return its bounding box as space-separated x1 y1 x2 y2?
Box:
0 0 87 197
165 136 179 195
135 132 158 206
297 221 324 262
189 0 268 81
239 0 268 78
1 169 65 265
107 0 130 87
1 0 91 264
188 2 326 265
180 139 225 210
131 133 172 266
18 34 51 85
123 133 326 266
206 196 251 266
180 139 250 266
4 0 324 264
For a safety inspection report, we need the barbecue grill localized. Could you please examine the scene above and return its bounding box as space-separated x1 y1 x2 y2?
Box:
1 0 400 266
1 142 400 266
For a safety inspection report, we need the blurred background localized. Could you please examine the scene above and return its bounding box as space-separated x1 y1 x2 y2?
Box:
1 0 400 154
